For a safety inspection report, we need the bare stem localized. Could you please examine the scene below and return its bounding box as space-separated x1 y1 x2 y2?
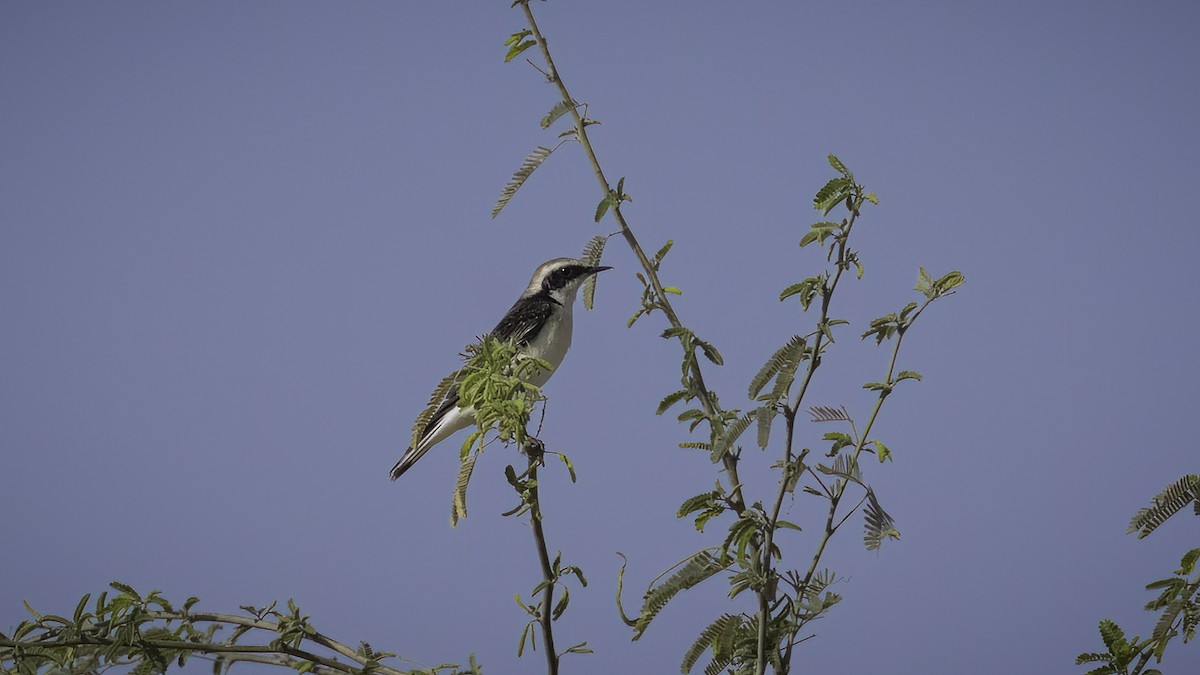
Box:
524 442 559 675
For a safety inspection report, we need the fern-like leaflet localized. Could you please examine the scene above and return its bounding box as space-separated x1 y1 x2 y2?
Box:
808 405 851 423
580 234 610 311
748 335 807 401
631 550 727 640
1128 474 1199 538
492 144 556 219
540 99 578 129
451 448 478 527
410 370 460 451
681 613 740 675
863 487 900 551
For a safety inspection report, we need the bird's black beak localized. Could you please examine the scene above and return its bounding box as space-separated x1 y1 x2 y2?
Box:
588 265 613 275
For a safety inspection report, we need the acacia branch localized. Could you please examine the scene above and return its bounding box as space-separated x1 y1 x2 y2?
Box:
793 291 929 619
515 0 745 514
523 441 559 675
0 632 406 675
0 597 449 675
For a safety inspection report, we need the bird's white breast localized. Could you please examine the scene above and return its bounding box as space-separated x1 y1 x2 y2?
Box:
523 303 573 387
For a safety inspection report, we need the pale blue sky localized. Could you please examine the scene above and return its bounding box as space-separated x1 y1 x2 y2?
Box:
2 2 1198 674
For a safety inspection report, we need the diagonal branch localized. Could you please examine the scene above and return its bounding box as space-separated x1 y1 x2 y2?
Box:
515 0 745 513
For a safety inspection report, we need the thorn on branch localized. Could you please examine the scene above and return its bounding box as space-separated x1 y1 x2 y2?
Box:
525 58 555 82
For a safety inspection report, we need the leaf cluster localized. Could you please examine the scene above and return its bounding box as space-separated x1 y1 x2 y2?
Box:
1078 476 1200 674
449 336 550 525
0 583 477 675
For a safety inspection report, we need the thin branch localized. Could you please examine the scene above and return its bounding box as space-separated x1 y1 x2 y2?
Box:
832 491 871 533
794 283 928 615
146 610 364 665
523 440 559 675
786 199 862 420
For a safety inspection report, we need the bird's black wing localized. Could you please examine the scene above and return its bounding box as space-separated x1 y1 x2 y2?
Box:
489 296 556 346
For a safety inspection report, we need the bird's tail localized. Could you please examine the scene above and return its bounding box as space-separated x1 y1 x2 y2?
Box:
389 446 429 481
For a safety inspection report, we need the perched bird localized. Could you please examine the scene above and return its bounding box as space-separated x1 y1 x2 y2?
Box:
390 257 610 480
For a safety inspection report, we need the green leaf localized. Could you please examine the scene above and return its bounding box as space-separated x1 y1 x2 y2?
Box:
653 239 673 266
915 266 935 298
895 370 923 383
678 491 720 518
828 153 851 177
749 335 806 399
594 193 613 222
73 593 92 622
564 641 592 655
579 235 608 311
780 274 826 310
1177 546 1200 575
819 320 837 343
756 405 775 449
661 325 690 339
698 340 724 366
934 270 967 295
516 620 531 657
814 177 852 215
711 412 755 462
662 286 683 295
1098 619 1129 654
493 145 555 219
633 551 727 640
109 581 140 600
540 99 577 129
1128 474 1200 538
504 29 531 47
823 431 854 456
680 614 740 674
864 488 900 551
556 453 577 483
552 585 570 620
570 566 588 588
21 599 40 619
505 39 536 63
675 490 725 532
873 439 892 463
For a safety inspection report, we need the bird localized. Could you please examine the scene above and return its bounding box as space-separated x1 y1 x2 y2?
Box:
390 257 611 480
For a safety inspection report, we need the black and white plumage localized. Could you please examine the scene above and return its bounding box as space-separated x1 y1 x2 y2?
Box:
390 257 610 480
